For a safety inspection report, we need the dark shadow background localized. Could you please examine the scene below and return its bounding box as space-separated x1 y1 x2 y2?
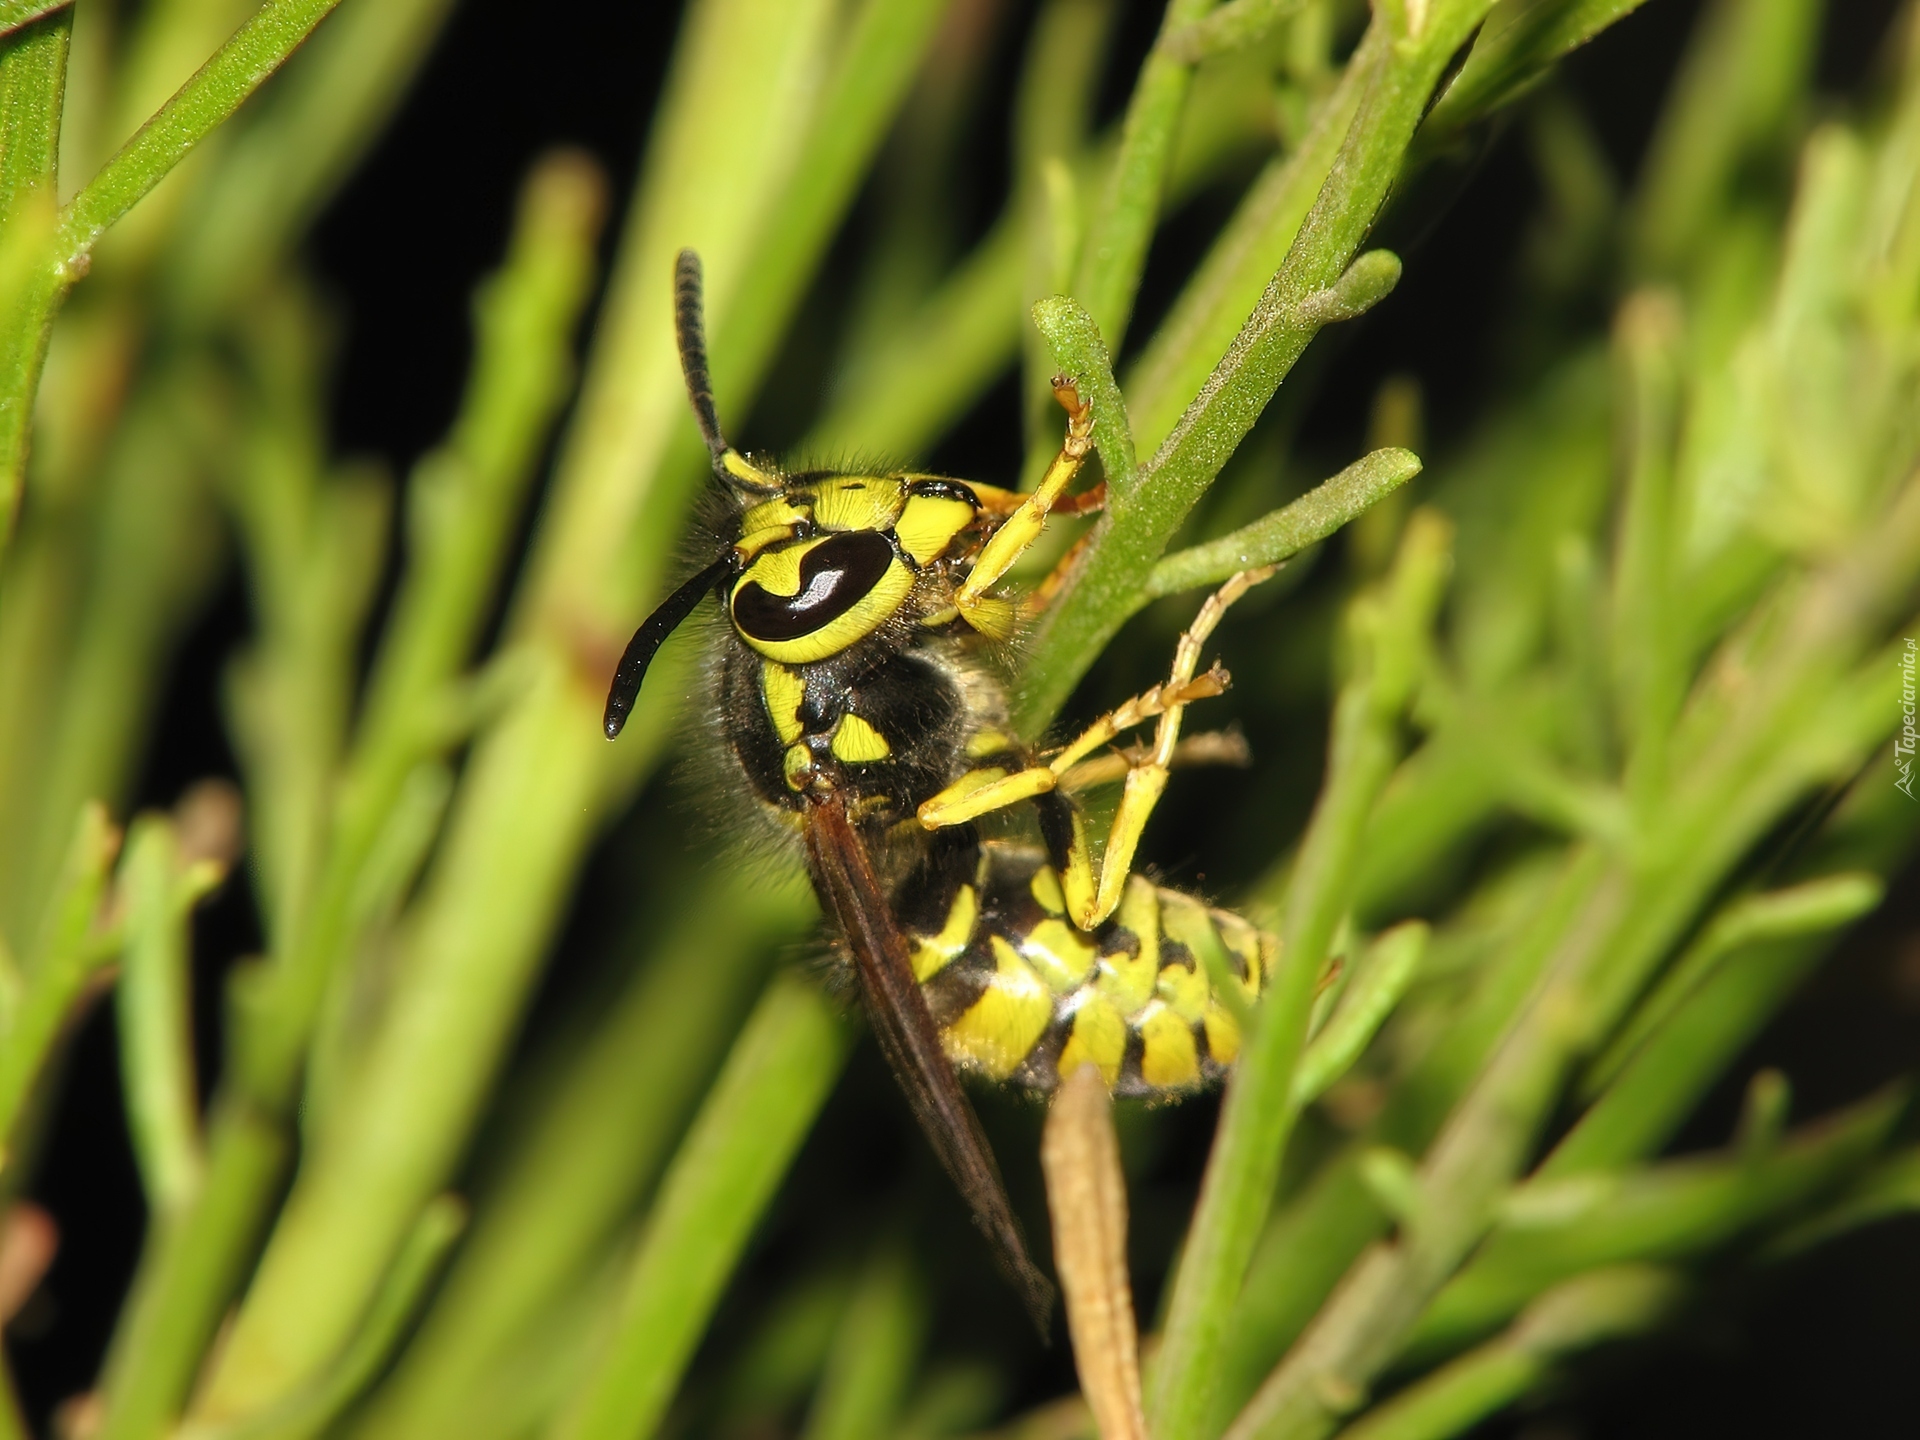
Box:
13 0 1920 1434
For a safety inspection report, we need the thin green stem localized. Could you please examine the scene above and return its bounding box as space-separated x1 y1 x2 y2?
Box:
1335 1269 1681 1440
350 873 812 1440
0 801 113 1165
1149 514 1452 1440
1031 295 1136 493
1124 22 1380 462
1019 0 1479 731
1070 0 1214 353
1292 921 1427 1108
161 0 455 317
551 977 852 1440
192 0 938 1420
116 816 216 1218
1147 446 1422 599
95 152 604 1440
1164 0 1307 65
2 0 348 569
0 3 67 560
203 1197 468 1440
1403 1091 1901 1362
55 0 347 266
1419 0 1659 148
0 1 67 41
799 1247 925 1440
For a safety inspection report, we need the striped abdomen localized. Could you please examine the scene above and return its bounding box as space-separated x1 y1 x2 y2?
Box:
900 843 1274 1098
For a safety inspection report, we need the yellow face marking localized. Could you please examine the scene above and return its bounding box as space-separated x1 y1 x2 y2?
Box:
1095 876 1162 1016
1058 994 1127 1088
1139 1004 1201 1089
910 883 977 982
761 662 806 745
782 744 811 791
830 713 891 763
1029 865 1066 916
1022 918 1097 994
735 540 809 597
722 450 778 489
1155 956 1210 1025
894 493 977 564
805 475 904 533
732 550 915 664
943 935 1053 1080
1203 1004 1242 1066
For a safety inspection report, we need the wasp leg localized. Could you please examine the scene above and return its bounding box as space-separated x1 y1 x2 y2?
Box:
954 378 1094 626
920 567 1275 927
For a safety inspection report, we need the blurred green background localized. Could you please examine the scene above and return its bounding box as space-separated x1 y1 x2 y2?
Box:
4 1 1919 1438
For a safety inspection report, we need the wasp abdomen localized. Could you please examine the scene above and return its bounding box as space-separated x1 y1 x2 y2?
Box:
900 844 1274 1099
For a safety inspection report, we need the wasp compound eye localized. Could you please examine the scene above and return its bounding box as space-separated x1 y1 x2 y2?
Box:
732 530 897 643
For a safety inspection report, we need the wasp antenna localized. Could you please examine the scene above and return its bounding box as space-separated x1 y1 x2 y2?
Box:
674 250 728 460
604 554 732 740
675 249 779 494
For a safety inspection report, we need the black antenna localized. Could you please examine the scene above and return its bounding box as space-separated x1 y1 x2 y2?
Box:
675 249 729 468
604 553 732 740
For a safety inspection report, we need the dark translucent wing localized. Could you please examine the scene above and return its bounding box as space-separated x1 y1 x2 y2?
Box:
804 792 1056 1336
603 555 730 740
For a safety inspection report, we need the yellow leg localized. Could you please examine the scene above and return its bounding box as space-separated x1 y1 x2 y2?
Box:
922 566 1276 927
954 377 1093 625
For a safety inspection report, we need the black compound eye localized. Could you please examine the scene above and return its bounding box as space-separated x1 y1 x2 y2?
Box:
732 530 896 643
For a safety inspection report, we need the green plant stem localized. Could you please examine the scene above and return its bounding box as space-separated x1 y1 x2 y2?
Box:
1333 1268 1681 1440
209 1197 467 1440
56 0 346 264
550 976 852 1440
0 4 67 559
1070 0 1213 353
0 1 67 41
1402 1090 1901 1362
1581 872 1882 1097
1293 921 1427 1107
1608 290 1682 812
799 1246 925 1440
95 153 603 1440
1123 24 1380 462
0 5 64 225
1031 295 1136 492
1627 0 1820 278
349 874 812 1440
0 801 113 1166
189 0 936 1420
116 816 214 1217
1147 446 1422 599
0 0 344 568
1019 0 1484 732
1148 514 1451 1440
1164 0 1307 65
1223 483 1920 1440
162 0 457 317
1418 0 1659 147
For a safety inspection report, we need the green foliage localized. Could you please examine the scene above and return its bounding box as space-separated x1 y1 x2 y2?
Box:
0 2 1917 1440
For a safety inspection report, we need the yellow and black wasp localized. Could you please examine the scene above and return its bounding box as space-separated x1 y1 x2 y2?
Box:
604 251 1275 1326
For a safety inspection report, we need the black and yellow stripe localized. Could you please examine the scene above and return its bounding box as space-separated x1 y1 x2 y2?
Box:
898 843 1273 1098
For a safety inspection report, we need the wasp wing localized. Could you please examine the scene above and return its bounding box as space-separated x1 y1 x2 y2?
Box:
804 792 1055 1335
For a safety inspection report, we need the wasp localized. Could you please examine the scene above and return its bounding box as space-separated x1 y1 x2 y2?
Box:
605 251 1275 1326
